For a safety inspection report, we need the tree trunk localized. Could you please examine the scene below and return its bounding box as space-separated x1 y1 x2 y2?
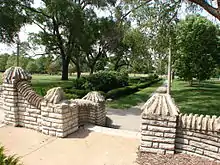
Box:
61 56 70 80
75 62 81 79
90 66 94 75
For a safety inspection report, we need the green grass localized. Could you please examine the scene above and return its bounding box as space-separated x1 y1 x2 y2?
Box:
172 80 220 116
107 80 163 109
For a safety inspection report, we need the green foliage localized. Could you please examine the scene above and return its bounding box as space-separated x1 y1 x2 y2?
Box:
107 80 163 109
106 78 161 99
0 0 31 43
175 15 219 83
26 61 38 73
72 71 129 92
64 88 90 98
0 54 9 71
172 80 220 116
0 146 22 165
129 74 159 84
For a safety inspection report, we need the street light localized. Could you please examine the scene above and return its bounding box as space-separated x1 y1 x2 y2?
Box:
16 36 20 67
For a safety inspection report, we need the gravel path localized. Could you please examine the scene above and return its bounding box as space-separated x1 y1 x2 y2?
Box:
138 152 220 165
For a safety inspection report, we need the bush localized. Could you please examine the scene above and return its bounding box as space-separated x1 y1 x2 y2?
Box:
72 71 129 92
129 74 159 85
64 93 79 100
64 88 90 98
0 146 22 165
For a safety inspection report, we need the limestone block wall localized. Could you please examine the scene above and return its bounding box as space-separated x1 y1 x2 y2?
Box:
140 93 220 162
141 115 177 154
0 67 106 138
41 100 78 137
140 94 179 154
0 85 3 110
175 114 220 161
82 92 106 126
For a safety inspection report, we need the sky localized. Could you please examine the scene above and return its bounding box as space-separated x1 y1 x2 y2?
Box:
0 0 218 55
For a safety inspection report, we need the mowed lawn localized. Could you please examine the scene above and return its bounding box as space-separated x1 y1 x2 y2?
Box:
0 73 75 95
107 80 163 109
172 80 220 116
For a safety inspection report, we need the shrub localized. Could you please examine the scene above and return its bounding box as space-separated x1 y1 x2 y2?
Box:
64 88 90 98
64 93 79 100
0 146 22 165
106 85 138 99
72 71 129 92
72 77 87 89
129 74 159 85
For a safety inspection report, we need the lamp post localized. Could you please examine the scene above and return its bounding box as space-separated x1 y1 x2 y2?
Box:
167 40 171 95
167 26 172 95
16 36 20 67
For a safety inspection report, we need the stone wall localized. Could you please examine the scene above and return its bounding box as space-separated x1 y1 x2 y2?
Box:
0 85 3 110
0 67 106 137
140 93 220 162
176 114 220 161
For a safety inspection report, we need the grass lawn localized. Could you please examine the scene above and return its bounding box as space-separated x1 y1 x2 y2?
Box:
107 80 163 109
172 80 220 116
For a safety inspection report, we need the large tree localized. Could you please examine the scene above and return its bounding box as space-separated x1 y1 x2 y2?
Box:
0 0 32 43
175 15 219 85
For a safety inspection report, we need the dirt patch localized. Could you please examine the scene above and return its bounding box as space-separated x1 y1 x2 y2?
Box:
137 152 219 165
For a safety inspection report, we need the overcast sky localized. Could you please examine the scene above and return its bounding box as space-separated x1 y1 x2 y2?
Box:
0 0 218 55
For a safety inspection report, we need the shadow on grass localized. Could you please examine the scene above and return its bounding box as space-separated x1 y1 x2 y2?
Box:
107 81 163 109
172 81 220 116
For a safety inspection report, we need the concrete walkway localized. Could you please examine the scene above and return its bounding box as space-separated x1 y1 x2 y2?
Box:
0 125 139 165
106 81 167 132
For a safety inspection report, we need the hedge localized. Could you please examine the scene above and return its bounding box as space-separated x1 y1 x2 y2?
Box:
106 78 162 99
72 71 129 92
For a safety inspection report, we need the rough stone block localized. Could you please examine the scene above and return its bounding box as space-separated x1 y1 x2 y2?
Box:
152 142 159 148
204 150 220 160
49 113 63 119
141 141 152 147
42 121 51 127
190 140 218 152
159 143 175 150
142 130 163 137
148 125 176 133
142 119 168 127
175 143 196 152
140 146 165 154
164 133 175 138
142 135 175 144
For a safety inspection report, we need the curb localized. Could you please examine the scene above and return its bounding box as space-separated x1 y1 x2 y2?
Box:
85 124 141 139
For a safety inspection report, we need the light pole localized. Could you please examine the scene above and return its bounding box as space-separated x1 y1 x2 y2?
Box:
167 28 172 95
167 40 171 95
16 36 20 67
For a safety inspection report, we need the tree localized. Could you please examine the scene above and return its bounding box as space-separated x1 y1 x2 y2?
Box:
0 53 9 71
26 60 38 73
175 15 219 85
0 0 32 43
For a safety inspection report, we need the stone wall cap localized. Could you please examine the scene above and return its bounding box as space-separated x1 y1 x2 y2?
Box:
3 67 31 84
44 87 65 104
82 91 105 102
142 93 179 117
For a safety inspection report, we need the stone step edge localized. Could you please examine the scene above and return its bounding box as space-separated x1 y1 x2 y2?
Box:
84 124 141 139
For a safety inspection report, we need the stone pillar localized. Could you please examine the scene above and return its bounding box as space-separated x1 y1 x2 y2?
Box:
42 87 79 137
140 93 179 154
2 67 31 126
83 91 106 126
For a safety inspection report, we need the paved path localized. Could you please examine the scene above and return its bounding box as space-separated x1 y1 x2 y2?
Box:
106 81 167 132
0 125 139 165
